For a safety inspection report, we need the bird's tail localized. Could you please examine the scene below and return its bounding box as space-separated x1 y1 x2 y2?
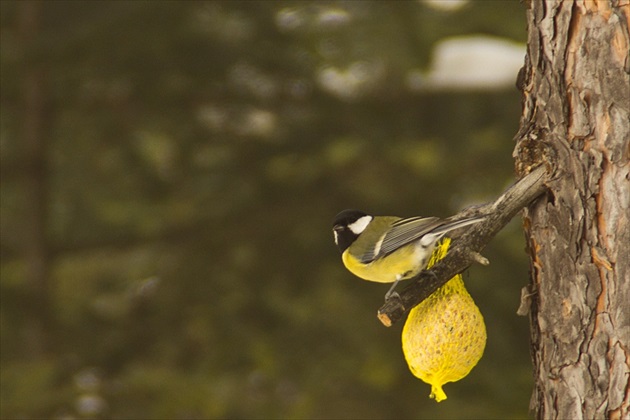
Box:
432 216 485 236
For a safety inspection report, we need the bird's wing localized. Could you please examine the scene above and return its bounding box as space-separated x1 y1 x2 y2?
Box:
360 216 443 263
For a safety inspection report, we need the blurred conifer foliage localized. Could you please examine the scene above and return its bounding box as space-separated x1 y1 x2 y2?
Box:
1 1 531 418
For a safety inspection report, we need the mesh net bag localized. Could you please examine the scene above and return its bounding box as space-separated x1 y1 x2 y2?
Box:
401 238 486 402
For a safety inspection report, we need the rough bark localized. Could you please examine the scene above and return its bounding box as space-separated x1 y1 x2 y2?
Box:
514 1 630 418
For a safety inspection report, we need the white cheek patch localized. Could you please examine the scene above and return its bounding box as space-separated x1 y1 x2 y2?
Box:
348 215 373 235
333 229 339 245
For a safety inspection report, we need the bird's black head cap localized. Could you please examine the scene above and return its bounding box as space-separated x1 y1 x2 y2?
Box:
332 209 367 228
332 209 369 253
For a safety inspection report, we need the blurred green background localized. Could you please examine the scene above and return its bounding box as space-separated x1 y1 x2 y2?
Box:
1 1 533 418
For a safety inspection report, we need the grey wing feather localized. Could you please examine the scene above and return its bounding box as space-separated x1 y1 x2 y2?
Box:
359 217 442 263
375 216 443 259
360 215 485 263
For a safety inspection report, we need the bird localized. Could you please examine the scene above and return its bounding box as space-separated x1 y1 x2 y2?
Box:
332 209 484 299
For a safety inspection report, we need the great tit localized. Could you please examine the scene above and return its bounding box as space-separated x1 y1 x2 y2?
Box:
332 209 484 299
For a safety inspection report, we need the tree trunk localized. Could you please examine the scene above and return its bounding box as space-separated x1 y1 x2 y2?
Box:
514 1 630 418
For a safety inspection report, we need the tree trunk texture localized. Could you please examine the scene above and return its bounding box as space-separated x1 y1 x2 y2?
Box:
514 1 630 418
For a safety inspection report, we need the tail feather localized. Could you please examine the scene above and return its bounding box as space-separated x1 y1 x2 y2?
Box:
432 216 484 235
419 216 484 247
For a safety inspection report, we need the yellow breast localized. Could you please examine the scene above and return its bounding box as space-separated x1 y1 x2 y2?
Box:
342 243 423 284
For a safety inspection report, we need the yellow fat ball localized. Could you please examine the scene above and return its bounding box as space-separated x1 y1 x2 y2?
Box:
401 238 486 402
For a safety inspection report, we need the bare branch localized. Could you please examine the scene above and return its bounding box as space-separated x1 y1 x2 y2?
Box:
377 165 549 327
